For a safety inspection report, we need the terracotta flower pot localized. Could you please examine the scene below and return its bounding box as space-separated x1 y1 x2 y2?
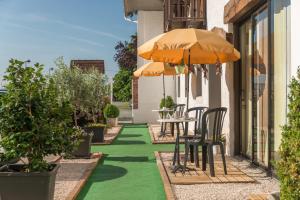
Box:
107 118 118 127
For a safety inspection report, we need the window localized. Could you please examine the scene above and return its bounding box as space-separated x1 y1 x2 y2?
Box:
196 67 202 96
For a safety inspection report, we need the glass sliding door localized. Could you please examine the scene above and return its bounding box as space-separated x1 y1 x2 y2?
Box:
239 1 289 170
239 5 270 167
252 7 269 166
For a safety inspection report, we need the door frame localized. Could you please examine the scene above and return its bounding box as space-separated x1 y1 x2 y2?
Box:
233 0 273 172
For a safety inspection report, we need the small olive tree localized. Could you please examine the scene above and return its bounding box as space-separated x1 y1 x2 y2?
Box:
84 69 110 123
53 57 109 125
53 57 89 126
0 59 80 172
276 67 300 199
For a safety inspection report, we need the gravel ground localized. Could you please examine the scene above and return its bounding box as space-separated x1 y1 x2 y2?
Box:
54 157 99 200
173 157 279 200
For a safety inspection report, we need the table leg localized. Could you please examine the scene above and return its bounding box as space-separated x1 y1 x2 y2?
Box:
172 123 179 165
171 123 184 173
159 113 167 137
176 122 180 165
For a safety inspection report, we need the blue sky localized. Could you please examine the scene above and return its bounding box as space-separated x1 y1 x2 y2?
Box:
0 0 136 86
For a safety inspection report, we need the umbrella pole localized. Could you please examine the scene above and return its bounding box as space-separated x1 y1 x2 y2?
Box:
187 50 190 110
163 74 166 107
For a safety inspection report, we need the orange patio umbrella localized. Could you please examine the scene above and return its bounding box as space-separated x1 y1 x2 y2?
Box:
134 62 187 104
138 28 240 109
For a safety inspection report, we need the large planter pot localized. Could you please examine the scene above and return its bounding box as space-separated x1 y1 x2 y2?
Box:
85 126 107 143
0 164 59 200
107 118 118 127
73 133 92 158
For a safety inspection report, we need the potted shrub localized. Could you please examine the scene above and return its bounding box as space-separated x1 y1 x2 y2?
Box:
85 124 107 143
104 104 120 127
160 96 175 109
276 67 300 200
0 59 80 200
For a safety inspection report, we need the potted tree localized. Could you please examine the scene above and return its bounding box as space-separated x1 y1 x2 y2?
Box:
0 59 80 200
84 69 109 143
104 104 120 127
53 58 93 158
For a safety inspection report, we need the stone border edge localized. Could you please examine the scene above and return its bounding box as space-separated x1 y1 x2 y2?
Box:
154 151 176 200
65 152 103 200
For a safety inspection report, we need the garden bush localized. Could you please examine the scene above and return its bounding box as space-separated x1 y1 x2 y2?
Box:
160 96 175 109
104 104 120 118
276 67 300 199
0 59 81 172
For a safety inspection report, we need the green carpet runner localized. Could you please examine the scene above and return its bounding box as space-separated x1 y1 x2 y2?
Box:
77 124 176 200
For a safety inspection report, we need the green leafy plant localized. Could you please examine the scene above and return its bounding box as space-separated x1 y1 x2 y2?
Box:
160 96 175 109
276 67 300 199
0 59 81 172
104 104 120 118
113 68 132 102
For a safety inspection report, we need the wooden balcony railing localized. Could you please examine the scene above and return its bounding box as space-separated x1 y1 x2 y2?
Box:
164 0 207 32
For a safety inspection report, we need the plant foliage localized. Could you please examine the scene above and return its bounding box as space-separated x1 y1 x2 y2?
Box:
160 96 175 109
113 69 132 102
104 104 120 118
0 59 81 172
114 34 137 72
53 57 109 126
276 67 300 199
113 34 137 102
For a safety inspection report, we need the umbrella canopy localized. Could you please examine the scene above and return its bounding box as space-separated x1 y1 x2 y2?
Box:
133 62 187 77
138 28 240 64
138 28 241 110
133 62 187 105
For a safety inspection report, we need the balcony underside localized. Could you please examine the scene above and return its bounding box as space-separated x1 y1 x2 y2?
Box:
124 0 163 16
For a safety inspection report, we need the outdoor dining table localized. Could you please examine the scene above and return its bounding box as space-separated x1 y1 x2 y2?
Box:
152 108 174 137
157 117 197 173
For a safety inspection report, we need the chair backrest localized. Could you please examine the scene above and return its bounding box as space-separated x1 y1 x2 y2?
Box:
187 107 208 135
201 107 227 143
173 104 185 117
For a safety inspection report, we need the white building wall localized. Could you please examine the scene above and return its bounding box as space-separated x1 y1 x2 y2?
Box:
290 0 300 77
208 0 235 156
135 11 176 123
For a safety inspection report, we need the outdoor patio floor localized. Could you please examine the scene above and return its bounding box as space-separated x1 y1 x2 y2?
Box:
76 124 279 200
76 124 177 200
